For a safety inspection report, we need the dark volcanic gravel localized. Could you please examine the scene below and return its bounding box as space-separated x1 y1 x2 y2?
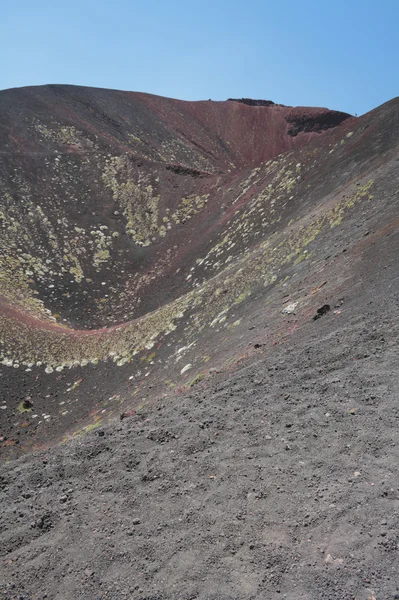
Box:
1 296 399 600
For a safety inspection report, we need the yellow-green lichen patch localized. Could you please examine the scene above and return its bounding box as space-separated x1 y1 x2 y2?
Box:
330 181 374 228
67 378 83 392
192 155 302 277
102 155 161 247
186 372 205 387
164 380 176 389
171 194 209 224
83 419 102 433
33 120 93 149
228 319 242 329
141 351 156 363
102 155 210 246
0 177 375 372
90 228 113 270
234 291 251 305
72 415 103 437
17 401 33 414
293 252 311 265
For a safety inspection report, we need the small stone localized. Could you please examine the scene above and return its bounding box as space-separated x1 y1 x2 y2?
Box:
84 568 94 577
325 553 334 564
282 302 298 315
132 518 140 525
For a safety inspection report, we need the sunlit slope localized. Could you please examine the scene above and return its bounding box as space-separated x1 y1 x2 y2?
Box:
0 85 351 328
0 85 398 454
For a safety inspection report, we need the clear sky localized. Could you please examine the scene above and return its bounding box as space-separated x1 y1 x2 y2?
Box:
2 0 398 115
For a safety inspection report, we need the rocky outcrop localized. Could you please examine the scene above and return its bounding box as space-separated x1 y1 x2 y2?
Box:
285 107 352 136
227 98 277 107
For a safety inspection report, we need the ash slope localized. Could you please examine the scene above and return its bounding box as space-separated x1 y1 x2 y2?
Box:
2 270 399 600
0 87 399 599
0 87 398 461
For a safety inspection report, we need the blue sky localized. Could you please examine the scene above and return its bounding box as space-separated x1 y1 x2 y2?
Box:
2 0 398 115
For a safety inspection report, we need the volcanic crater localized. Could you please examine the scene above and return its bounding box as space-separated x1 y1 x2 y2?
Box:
0 86 397 451
1 84 399 599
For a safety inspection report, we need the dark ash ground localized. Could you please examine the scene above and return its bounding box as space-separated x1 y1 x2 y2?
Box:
1 277 399 599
